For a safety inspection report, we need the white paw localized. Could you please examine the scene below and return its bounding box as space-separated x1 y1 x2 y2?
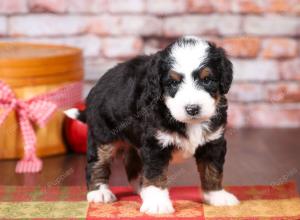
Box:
87 184 117 203
203 189 239 206
140 186 175 215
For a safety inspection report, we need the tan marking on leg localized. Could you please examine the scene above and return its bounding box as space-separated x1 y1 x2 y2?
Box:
89 144 114 191
140 167 174 214
199 162 240 206
197 161 223 191
88 141 131 191
142 167 168 189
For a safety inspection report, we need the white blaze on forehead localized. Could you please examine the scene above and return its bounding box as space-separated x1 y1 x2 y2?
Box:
170 37 209 74
164 36 216 123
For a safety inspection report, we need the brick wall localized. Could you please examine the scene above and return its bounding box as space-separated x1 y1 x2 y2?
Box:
0 0 300 128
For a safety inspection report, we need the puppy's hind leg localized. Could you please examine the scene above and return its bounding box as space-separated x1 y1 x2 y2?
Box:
124 147 143 194
86 133 116 203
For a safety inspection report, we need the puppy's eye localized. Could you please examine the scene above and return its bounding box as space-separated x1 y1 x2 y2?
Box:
169 70 182 83
203 76 212 84
168 80 179 88
199 67 211 80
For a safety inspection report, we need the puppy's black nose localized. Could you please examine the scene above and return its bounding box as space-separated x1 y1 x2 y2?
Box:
185 105 200 116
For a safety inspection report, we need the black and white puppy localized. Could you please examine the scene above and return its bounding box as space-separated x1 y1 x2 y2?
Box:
66 36 239 215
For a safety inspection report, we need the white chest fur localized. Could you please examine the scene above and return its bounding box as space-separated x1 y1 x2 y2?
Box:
156 124 224 159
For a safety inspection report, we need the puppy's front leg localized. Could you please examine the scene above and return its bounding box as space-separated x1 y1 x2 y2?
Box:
195 137 239 206
140 138 174 215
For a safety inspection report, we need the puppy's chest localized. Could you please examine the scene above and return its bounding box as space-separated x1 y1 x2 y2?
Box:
156 125 223 161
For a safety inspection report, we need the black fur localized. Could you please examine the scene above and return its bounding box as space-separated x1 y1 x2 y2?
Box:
195 136 227 175
83 37 233 190
206 42 233 95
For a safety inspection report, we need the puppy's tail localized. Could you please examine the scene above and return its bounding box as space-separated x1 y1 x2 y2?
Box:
64 108 87 123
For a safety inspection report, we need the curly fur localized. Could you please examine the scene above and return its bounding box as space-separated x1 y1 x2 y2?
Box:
73 36 237 213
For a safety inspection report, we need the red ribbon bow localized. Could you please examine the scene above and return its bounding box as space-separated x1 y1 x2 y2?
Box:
0 81 57 173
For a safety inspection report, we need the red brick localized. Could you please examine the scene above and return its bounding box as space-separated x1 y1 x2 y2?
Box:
221 37 260 58
215 15 242 36
244 15 300 36
280 59 300 80
146 0 187 14
231 0 264 13
8 15 88 37
67 0 107 13
229 82 300 103
102 37 143 58
41 35 102 57
188 0 232 13
227 104 247 128
265 0 300 14
292 0 300 14
187 0 214 13
232 59 279 81
29 0 66 13
247 104 300 128
108 0 145 13
0 17 7 35
143 38 176 55
84 58 119 81
266 0 291 12
262 38 298 59
1 35 102 57
87 15 118 36
211 0 231 12
0 0 27 14
84 82 95 98
266 82 300 103
228 103 300 128
88 15 162 36
229 83 265 102
201 0 299 14
144 39 161 55
219 0 300 14
163 15 241 36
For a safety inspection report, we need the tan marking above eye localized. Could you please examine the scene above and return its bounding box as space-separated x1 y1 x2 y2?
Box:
199 67 212 79
169 70 182 82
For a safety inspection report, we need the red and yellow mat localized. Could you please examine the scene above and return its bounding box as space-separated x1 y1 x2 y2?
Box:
0 182 299 219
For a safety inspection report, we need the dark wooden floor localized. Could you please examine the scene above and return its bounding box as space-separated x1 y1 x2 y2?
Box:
1 128 300 192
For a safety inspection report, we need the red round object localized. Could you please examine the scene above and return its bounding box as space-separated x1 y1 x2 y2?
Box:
64 103 87 153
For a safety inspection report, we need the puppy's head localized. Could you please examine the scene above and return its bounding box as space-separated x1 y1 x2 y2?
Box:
160 36 233 124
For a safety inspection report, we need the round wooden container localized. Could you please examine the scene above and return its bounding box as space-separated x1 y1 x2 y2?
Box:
0 42 84 159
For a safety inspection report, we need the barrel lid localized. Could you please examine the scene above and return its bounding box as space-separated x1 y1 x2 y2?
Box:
0 42 83 72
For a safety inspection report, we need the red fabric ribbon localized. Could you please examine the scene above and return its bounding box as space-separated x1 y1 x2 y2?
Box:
0 80 82 173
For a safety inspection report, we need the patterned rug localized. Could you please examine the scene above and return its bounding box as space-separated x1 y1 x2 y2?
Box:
0 182 299 219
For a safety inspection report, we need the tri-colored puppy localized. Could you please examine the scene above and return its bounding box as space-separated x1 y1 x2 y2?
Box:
66 36 239 215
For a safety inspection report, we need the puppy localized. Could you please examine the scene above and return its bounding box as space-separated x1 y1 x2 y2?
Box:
66 36 239 215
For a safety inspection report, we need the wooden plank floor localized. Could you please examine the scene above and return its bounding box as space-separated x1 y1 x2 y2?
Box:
1 128 300 192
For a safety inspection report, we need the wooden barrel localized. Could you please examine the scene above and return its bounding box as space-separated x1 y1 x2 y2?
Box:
0 42 84 159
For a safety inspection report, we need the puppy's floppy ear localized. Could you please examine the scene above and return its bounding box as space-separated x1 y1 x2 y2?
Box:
208 42 233 95
217 47 233 94
137 53 162 109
